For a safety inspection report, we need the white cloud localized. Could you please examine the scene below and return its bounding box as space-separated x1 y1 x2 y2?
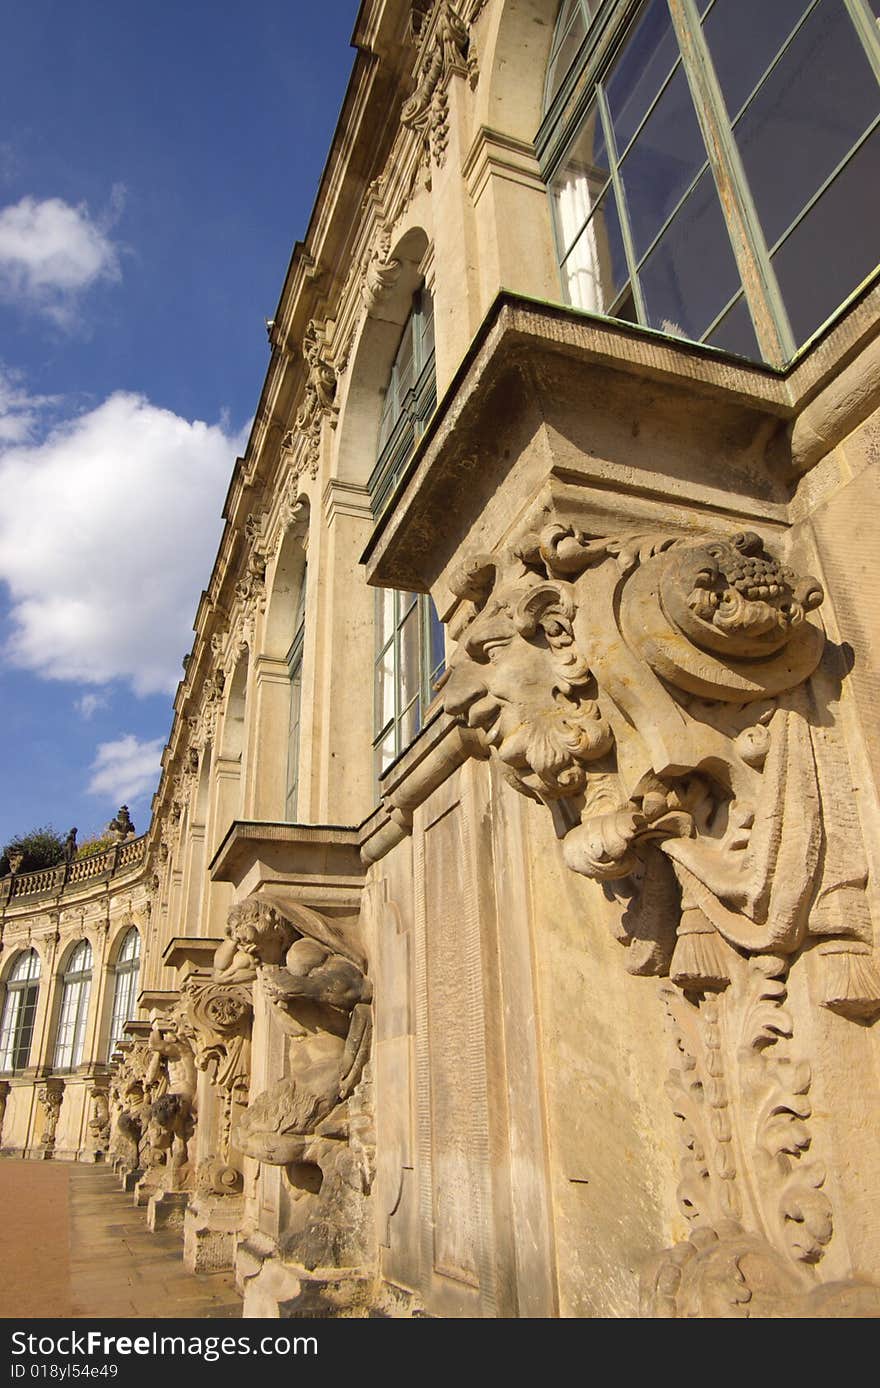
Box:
0 192 123 324
0 391 246 695
87 734 165 805
75 692 108 720
0 366 58 444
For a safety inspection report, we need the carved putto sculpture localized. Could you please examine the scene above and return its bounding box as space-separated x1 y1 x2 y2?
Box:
143 1010 197 1188
231 895 374 1269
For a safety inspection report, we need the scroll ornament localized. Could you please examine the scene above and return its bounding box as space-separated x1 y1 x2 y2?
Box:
401 2 470 166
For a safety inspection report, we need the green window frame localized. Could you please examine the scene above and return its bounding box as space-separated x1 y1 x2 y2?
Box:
368 288 437 518
373 588 446 781
285 562 308 822
539 0 880 364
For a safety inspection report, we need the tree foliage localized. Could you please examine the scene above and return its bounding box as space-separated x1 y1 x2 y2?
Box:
0 825 65 877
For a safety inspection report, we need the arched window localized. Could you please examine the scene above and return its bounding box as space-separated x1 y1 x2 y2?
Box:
107 928 140 1058
540 0 880 363
370 287 445 780
369 287 436 518
53 941 93 1070
285 561 307 820
0 950 41 1072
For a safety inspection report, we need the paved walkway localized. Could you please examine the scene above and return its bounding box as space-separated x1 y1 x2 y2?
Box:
0 1160 241 1320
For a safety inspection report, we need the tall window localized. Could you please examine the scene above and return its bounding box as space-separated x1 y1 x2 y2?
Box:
53 941 93 1070
371 287 445 780
107 928 140 1058
541 0 880 363
0 950 41 1072
374 589 446 779
285 562 307 821
369 288 437 518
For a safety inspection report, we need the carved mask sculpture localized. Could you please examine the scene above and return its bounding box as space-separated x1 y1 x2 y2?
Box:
442 522 854 983
442 518 880 1315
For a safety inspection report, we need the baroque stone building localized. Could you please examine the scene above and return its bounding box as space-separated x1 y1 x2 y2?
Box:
3 0 880 1318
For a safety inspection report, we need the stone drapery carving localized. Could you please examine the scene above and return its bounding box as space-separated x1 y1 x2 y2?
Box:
233 895 374 1270
37 1080 64 1151
0 1080 9 1146
442 519 880 1314
401 2 470 165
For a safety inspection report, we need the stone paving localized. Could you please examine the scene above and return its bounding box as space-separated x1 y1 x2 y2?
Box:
0 1160 241 1320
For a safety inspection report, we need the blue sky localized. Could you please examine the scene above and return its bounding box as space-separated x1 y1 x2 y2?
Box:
0 2 359 849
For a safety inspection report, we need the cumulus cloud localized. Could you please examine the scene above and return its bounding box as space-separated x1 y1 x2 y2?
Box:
0 366 59 444
0 390 246 695
0 191 123 324
87 734 165 804
74 692 108 720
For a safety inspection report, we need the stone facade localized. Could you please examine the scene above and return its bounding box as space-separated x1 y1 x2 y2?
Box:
3 0 880 1318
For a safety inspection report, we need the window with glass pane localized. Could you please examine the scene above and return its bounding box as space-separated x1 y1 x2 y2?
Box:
373 588 446 780
54 941 93 1070
285 563 307 821
0 950 41 1072
108 928 140 1058
369 289 437 517
539 0 880 363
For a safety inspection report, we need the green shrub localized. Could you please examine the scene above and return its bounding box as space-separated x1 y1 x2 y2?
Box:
75 834 115 859
0 826 65 876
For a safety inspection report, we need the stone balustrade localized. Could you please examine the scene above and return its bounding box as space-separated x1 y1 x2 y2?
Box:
0 834 148 904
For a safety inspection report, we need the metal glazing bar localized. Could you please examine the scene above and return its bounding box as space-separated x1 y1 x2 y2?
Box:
768 110 880 256
843 0 880 81
667 0 794 363
723 0 823 128
596 83 648 323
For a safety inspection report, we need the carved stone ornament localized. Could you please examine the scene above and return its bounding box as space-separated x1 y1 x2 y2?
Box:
87 1083 111 1151
232 895 374 1271
291 319 338 480
37 1080 64 1149
142 1008 197 1191
442 519 880 1316
361 225 402 316
401 1 470 166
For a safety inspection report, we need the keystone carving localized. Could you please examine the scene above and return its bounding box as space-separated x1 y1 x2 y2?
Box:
361 225 402 316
